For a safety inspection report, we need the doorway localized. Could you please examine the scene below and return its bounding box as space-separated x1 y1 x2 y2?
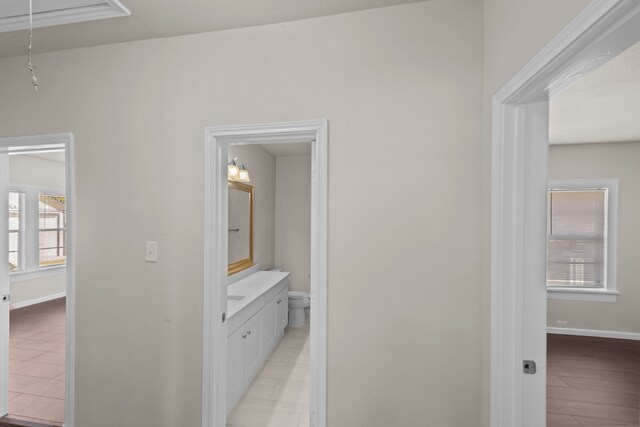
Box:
491 1 640 426
0 134 75 427
202 120 328 427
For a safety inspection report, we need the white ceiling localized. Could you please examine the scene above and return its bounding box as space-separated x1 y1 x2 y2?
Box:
24 151 66 163
1 0 104 19
550 40 640 145
0 0 129 33
0 0 426 58
260 142 311 157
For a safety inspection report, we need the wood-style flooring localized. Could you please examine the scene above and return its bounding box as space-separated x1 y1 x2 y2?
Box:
548 334 640 427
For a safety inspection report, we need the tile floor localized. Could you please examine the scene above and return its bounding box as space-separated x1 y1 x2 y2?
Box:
547 334 640 427
6 298 66 426
227 317 310 427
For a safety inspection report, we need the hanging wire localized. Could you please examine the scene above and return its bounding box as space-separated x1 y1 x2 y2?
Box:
27 0 39 91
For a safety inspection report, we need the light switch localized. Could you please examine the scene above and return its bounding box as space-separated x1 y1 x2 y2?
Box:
146 241 158 263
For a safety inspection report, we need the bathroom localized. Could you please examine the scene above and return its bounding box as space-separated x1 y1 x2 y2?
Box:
225 141 312 427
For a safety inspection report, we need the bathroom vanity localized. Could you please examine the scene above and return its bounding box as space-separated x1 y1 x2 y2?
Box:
226 270 290 412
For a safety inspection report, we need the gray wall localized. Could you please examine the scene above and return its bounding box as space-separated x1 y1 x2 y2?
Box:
275 155 311 292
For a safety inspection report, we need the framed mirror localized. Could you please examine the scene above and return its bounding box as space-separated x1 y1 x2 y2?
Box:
228 180 254 275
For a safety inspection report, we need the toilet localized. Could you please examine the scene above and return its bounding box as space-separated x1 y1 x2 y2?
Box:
288 291 310 327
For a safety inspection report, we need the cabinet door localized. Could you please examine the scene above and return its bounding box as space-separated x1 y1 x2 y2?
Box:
243 311 263 383
276 288 289 332
261 296 277 353
227 327 245 412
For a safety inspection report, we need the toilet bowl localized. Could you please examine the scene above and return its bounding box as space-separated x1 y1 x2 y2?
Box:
288 291 310 328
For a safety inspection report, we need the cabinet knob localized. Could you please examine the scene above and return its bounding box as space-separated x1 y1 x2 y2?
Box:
247 330 251 335
242 335 247 339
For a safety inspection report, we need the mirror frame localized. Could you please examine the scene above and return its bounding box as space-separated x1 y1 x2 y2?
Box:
228 180 254 275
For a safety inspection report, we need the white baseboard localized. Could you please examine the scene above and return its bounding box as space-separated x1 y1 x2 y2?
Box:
548 326 640 341
11 292 66 309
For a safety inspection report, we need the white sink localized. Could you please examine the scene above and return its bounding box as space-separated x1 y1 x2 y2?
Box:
228 295 245 301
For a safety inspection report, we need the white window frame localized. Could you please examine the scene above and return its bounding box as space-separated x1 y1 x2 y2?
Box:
8 191 26 272
547 179 619 302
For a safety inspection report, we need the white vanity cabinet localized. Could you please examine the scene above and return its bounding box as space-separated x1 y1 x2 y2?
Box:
227 311 264 411
226 271 290 412
275 287 289 332
226 326 246 410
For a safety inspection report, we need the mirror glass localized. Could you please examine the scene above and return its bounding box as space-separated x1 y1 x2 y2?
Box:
228 181 254 275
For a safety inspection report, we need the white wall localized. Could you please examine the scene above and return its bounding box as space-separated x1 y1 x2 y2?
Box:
228 145 276 271
9 154 66 306
275 155 311 292
9 155 65 188
0 1 489 425
547 142 640 333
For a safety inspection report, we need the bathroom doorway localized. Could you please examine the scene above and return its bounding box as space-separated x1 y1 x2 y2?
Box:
202 120 328 427
0 134 76 427
226 141 312 426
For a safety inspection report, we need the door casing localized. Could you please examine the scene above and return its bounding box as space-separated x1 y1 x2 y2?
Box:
0 133 76 427
202 120 328 427
491 1 640 426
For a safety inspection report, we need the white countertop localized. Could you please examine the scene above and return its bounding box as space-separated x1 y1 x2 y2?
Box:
227 270 291 319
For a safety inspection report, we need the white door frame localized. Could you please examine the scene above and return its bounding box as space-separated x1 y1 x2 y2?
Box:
491 1 640 426
202 120 328 427
0 133 76 427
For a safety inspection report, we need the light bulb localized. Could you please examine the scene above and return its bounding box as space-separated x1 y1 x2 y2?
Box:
228 164 239 179
238 164 250 182
228 158 240 180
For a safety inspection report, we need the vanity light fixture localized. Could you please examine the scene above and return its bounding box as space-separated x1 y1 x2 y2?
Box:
237 164 251 183
228 158 240 180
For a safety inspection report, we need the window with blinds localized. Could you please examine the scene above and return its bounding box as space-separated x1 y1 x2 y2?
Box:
547 188 607 288
8 191 23 272
39 193 67 267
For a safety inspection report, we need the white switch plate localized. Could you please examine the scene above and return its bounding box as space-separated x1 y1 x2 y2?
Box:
146 241 158 263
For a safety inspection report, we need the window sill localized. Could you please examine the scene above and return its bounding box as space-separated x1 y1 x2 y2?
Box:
547 287 619 302
10 265 66 282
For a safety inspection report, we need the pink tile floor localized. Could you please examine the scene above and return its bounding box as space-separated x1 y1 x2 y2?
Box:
7 298 66 426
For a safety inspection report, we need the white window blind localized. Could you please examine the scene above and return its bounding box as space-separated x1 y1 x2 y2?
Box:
547 188 607 288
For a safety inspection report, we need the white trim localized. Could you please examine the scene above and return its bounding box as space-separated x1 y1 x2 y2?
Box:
491 2 640 427
10 265 65 282
203 120 328 427
547 287 619 302
10 291 66 310
547 327 640 341
0 0 130 33
0 133 75 427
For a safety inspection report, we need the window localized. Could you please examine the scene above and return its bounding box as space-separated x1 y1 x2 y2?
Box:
547 179 618 301
8 192 23 272
39 193 66 267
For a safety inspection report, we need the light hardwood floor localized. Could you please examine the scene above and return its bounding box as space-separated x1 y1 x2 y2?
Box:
548 334 640 427
227 317 310 427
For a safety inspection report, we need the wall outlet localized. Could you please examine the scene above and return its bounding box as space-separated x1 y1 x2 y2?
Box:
556 320 568 327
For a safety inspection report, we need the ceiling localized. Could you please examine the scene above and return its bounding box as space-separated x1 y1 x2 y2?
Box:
550 40 640 144
260 142 311 157
0 0 425 58
24 151 66 163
